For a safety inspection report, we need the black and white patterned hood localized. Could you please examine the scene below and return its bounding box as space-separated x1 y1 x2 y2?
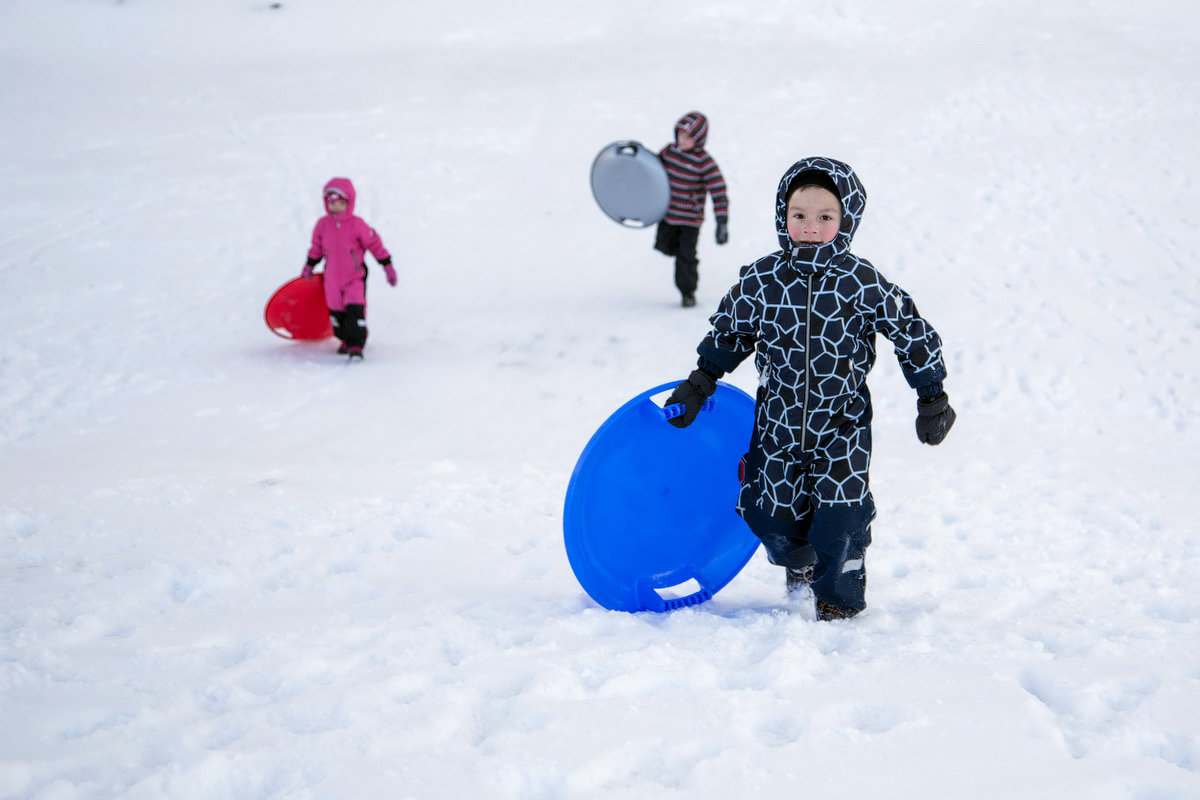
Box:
774 157 867 274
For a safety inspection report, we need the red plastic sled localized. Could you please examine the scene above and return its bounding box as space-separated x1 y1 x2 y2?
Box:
264 274 333 340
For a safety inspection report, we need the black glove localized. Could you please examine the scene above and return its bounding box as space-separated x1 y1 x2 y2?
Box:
915 392 956 445
715 220 728 245
664 369 718 429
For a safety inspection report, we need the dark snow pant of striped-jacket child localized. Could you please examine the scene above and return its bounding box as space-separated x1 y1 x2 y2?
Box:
654 222 701 296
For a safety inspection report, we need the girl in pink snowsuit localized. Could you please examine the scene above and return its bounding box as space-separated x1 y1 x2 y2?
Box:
302 177 395 357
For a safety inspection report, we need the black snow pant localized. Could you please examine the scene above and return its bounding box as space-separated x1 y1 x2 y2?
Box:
654 221 700 295
331 303 367 348
741 498 875 615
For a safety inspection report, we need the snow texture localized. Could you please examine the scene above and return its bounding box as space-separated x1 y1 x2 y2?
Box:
1 1 1199 798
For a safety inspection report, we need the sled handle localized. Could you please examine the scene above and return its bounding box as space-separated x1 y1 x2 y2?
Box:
661 399 715 421
616 142 641 157
660 588 712 611
636 576 714 612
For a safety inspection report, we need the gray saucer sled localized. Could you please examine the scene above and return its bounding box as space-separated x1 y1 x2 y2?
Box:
590 140 670 228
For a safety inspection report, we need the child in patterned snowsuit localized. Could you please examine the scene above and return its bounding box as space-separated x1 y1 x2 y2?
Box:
655 111 730 308
665 156 957 620
302 177 396 358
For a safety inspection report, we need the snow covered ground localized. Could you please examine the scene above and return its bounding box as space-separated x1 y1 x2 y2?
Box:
2 1 1199 797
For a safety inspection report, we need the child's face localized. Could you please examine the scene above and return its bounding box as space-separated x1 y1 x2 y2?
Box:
676 130 697 152
325 195 348 214
786 186 842 245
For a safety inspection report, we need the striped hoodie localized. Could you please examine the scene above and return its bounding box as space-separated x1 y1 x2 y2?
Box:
658 111 729 228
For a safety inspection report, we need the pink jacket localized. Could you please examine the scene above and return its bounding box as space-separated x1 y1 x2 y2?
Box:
306 177 392 310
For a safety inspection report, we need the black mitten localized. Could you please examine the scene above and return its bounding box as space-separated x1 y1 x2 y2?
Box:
665 369 718 429
915 392 956 445
715 219 729 245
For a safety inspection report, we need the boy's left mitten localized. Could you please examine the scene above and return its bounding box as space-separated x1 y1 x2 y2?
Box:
665 369 718 429
915 392 956 445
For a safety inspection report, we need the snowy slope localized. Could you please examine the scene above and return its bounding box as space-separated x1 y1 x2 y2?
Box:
2 1 1199 798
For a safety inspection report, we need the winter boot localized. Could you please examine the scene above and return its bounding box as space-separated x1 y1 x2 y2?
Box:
681 293 697 308
816 600 861 621
346 345 364 360
786 565 814 594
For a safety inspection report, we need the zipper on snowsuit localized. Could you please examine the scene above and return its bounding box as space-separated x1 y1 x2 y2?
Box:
800 272 813 454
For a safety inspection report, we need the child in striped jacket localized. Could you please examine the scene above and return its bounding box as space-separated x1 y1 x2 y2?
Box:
655 111 730 307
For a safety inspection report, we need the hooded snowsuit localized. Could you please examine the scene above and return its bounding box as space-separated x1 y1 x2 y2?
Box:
695 156 947 614
655 111 729 297
305 177 392 349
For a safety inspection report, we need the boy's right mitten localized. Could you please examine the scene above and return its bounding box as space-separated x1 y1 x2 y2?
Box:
915 392 957 445
664 369 718 429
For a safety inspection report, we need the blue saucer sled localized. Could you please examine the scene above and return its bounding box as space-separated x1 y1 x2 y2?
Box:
563 382 760 612
590 141 670 228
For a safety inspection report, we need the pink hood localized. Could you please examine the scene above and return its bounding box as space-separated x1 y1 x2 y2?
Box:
324 177 357 215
